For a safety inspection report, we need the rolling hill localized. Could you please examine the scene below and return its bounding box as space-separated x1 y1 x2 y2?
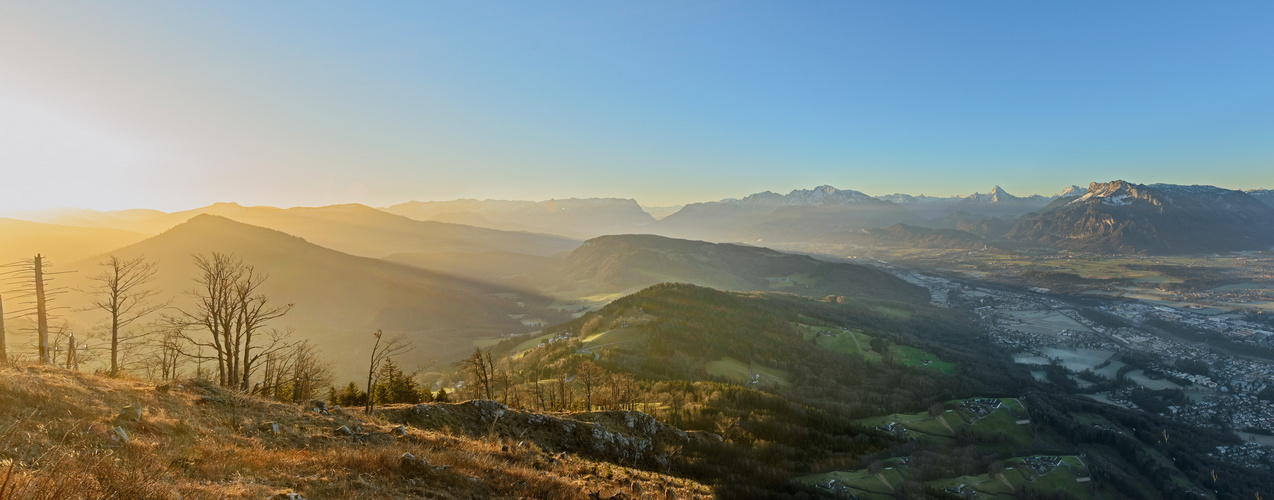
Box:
549 233 929 303
60 215 568 380
1005 180 1274 254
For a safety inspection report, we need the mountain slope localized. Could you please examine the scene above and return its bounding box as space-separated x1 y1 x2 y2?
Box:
382 198 656 239
1248 188 1274 208
111 203 579 258
656 185 919 242
63 215 567 379
1005 180 1274 254
550 234 928 303
0 207 166 229
0 218 148 266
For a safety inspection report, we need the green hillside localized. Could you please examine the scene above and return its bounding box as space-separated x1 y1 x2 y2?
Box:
467 283 1264 498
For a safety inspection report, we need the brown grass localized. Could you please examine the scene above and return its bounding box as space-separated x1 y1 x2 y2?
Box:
0 364 711 499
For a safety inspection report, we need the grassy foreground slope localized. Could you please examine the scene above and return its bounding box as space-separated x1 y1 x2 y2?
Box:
0 365 710 499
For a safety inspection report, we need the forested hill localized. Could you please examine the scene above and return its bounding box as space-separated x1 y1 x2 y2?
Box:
553 234 929 303
481 283 1274 497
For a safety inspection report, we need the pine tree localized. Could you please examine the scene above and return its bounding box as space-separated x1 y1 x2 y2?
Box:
373 359 423 404
335 381 366 406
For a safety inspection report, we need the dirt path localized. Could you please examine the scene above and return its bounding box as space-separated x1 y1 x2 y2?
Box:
996 472 1014 491
847 330 865 355
876 473 894 492
937 415 954 433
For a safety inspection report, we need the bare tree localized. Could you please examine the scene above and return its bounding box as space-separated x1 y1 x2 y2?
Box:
85 255 167 377
137 320 187 382
177 252 293 389
365 330 413 414
458 347 496 400
258 339 331 403
578 360 603 411
230 266 292 391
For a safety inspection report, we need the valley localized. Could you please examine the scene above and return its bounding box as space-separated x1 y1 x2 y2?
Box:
4 181 1274 499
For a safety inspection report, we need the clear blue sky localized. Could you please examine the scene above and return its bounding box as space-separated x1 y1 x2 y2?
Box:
1 1 1272 211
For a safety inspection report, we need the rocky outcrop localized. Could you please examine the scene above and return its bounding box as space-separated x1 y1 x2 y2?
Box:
379 400 715 470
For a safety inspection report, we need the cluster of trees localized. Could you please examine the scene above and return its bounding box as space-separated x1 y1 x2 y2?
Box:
0 251 345 406
331 359 447 407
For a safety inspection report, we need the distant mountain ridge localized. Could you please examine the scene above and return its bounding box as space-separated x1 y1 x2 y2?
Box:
0 218 148 267
877 185 1054 218
656 185 920 242
15 202 579 259
1005 180 1274 254
382 197 655 239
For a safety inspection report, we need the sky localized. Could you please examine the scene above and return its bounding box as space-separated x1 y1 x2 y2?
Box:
1 1 1273 212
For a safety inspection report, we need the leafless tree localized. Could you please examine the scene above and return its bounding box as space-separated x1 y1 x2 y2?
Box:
578 360 604 411
177 252 293 389
85 255 168 377
365 329 413 413
140 321 186 382
258 339 331 403
459 347 495 400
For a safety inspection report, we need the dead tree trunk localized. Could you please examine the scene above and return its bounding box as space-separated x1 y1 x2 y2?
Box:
65 333 78 371
34 255 49 365
0 294 7 365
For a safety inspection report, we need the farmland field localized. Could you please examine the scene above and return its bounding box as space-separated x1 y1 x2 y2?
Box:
704 356 793 387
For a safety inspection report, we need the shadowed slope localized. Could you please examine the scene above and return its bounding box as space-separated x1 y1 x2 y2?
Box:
552 234 928 303
63 215 568 380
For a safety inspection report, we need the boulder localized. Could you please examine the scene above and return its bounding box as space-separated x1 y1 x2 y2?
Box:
117 404 144 422
110 426 130 444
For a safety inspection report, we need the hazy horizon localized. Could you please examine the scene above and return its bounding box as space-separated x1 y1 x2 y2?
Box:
3 2 1273 212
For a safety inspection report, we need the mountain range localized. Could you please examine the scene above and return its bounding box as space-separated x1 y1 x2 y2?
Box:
1005 180 1274 254
876 185 1059 219
654 185 921 243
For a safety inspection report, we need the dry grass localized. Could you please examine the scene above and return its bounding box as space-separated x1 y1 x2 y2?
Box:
0 364 711 499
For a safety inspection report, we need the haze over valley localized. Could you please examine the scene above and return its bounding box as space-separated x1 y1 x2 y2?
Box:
5 3 1274 499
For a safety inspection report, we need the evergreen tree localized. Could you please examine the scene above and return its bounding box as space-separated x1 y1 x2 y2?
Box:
334 381 366 406
374 359 423 404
